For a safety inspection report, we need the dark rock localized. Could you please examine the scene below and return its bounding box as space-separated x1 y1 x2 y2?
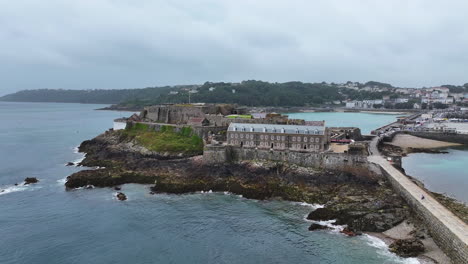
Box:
149 191 155 195
389 238 425 257
307 208 339 221
114 186 121 191
116 192 127 201
308 223 330 231
14 183 18 186
66 162 75 166
24 177 39 184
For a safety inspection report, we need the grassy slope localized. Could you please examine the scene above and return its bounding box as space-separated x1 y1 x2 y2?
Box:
122 123 203 154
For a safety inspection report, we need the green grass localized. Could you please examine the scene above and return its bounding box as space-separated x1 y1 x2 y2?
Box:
226 114 252 119
122 124 203 154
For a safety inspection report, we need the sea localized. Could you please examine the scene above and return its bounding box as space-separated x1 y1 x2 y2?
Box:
402 146 468 203
0 102 424 264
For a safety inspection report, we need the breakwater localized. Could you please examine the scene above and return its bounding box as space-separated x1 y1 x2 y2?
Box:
370 136 468 263
408 131 468 145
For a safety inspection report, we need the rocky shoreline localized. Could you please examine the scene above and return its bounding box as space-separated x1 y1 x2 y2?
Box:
66 129 434 259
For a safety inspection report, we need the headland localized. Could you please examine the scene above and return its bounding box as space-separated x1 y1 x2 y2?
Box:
66 103 468 263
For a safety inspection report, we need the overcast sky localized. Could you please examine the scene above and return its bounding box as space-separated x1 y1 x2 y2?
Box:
1 0 467 95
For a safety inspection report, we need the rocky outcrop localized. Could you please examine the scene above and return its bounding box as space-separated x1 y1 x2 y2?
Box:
66 129 411 245
116 192 127 201
389 238 425 257
308 224 330 231
24 177 39 184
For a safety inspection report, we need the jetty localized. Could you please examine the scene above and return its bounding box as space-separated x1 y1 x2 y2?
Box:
368 119 468 263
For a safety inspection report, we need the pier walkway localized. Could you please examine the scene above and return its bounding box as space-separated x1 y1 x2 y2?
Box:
368 136 468 262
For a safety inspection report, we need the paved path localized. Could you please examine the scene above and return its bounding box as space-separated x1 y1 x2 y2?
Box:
368 136 468 246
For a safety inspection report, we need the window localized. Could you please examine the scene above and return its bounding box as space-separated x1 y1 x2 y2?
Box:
315 138 319 143
292 137 296 141
235 134 238 138
260 135 264 140
277 135 280 140
281 143 285 148
230 134 234 138
297 136 301 141
282 136 285 141
271 135 274 140
240 134 244 139
304 137 308 142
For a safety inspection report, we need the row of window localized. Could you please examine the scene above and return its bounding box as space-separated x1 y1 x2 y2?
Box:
230 140 321 150
232 127 321 134
229 133 321 143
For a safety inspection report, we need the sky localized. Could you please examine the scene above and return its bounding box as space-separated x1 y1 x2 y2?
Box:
1 0 468 95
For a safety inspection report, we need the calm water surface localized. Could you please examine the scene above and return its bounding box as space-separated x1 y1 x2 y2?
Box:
287 112 402 134
402 147 468 203
0 102 418 264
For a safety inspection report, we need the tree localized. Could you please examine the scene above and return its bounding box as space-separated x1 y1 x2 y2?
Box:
433 102 448 109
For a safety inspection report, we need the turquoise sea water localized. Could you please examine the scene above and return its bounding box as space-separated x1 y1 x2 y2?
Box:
402 147 468 203
286 112 403 134
0 102 418 264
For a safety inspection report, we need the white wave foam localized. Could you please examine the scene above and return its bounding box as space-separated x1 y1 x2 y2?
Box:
56 177 67 185
73 146 79 154
0 185 28 196
293 201 324 209
0 183 42 196
363 234 420 264
72 154 86 166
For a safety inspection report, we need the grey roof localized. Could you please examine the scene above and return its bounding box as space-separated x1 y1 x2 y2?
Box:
228 123 325 135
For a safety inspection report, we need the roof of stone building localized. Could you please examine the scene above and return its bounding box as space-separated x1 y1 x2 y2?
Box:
227 123 326 135
305 120 325 126
187 117 209 125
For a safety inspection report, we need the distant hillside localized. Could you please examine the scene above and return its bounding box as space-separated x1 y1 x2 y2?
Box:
4 80 465 108
0 87 172 104
151 81 344 107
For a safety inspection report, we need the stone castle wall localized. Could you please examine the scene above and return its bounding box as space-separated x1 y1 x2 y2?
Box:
203 145 369 170
127 122 226 140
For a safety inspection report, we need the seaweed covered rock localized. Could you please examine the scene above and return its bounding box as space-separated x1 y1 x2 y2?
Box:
24 177 39 184
116 192 127 201
389 238 425 257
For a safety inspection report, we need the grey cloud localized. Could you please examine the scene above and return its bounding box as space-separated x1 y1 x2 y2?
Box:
1 0 468 95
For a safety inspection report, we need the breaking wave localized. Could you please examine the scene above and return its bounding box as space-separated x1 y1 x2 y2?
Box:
363 234 420 264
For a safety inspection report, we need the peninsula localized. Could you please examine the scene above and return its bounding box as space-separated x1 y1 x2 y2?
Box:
66 103 468 263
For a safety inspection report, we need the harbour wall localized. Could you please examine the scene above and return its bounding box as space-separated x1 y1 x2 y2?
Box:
408 131 468 145
380 168 468 263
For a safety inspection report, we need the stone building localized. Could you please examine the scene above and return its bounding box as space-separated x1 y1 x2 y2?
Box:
227 123 329 152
